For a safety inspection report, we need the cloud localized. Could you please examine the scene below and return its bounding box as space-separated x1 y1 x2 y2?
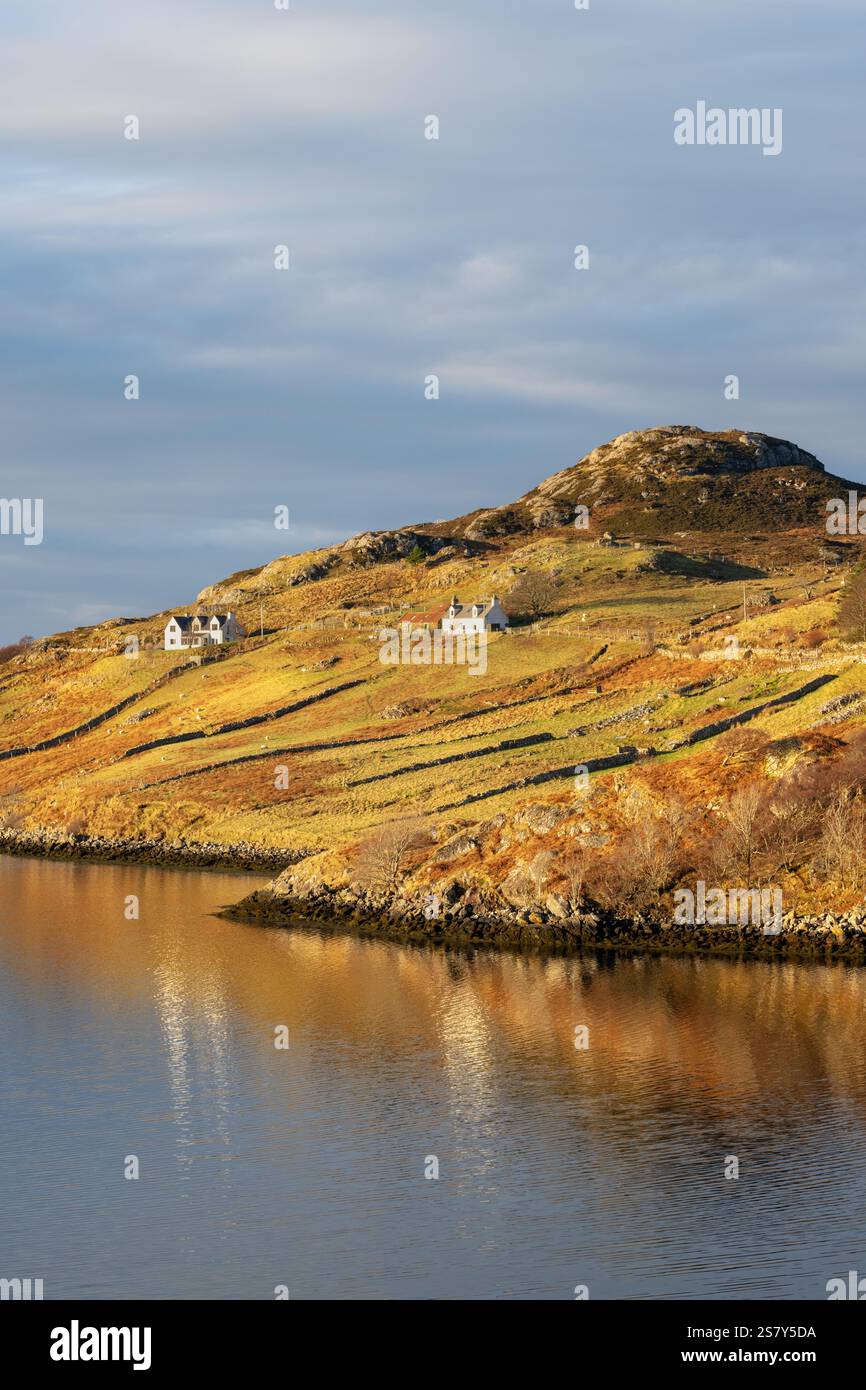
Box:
430 351 646 410
175 519 345 550
2 0 865 642
0 7 434 140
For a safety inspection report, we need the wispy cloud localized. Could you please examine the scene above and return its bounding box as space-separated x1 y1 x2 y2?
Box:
1 0 865 640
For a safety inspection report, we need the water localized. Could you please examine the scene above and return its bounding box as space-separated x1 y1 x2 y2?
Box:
1 854 865 1301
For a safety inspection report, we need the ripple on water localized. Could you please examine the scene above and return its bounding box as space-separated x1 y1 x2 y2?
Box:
1 856 865 1299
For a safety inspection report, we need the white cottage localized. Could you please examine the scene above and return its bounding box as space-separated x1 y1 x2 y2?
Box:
164 612 244 650
439 595 508 636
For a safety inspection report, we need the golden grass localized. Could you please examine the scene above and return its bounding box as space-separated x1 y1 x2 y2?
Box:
1 528 864 871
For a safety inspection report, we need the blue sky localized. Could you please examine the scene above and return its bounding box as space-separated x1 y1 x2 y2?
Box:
1 0 865 642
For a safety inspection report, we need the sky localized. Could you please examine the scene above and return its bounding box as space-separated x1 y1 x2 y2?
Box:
1 0 865 643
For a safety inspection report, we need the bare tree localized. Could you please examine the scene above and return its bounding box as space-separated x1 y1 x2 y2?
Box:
660 794 693 847
631 816 679 902
504 570 557 622
761 796 814 878
819 788 866 891
717 782 764 879
560 848 589 913
596 787 692 911
619 788 690 896
716 726 768 768
0 636 34 665
354 817 431 890
527 849 556 903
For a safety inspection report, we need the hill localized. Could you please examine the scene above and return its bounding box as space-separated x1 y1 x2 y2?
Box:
424 425 849 541
2 425 866 953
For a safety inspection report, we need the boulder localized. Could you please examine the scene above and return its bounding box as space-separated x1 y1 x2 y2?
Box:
517 803 569 835
435 834 478 863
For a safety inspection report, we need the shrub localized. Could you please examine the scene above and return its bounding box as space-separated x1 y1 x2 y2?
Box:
0 635 34 665
353 817 432 890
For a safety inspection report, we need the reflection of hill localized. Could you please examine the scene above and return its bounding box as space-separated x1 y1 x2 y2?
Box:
3 856 866 1142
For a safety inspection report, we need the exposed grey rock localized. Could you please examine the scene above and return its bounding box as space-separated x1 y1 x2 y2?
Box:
545 892 569 919
435 833 479 862
516 803 569 834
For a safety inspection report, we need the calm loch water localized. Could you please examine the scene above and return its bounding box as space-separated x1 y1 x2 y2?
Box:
1 854 865 1300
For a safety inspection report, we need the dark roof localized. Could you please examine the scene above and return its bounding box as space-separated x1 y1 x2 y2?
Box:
167 612 229 629
402 603 450 626
448 599 496 617
167 611 234 628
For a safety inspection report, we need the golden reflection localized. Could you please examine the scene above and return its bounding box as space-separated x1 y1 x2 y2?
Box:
2 855 866 1143
436 963 498 1131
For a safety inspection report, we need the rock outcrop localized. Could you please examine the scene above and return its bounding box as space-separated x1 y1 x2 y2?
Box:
220 874 866 963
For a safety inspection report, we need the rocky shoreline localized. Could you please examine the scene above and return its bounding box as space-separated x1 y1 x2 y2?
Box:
4 828 866 963
0 828 300 874
219 873 866 963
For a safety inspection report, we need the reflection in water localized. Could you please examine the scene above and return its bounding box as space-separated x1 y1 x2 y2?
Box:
151 956 194 1169
1 855 866 1300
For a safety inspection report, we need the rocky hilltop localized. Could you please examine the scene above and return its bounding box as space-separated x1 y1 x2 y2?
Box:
193 426 853 608
443 427 846 542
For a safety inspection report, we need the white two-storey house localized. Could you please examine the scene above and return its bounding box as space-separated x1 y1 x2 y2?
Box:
164 612 244 650
439 595 509 636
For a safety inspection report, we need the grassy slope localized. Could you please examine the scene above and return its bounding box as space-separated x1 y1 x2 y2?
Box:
2 515 864 884
5 414 866 921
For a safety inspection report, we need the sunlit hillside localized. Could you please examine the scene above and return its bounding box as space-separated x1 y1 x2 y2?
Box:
2 427 866 923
